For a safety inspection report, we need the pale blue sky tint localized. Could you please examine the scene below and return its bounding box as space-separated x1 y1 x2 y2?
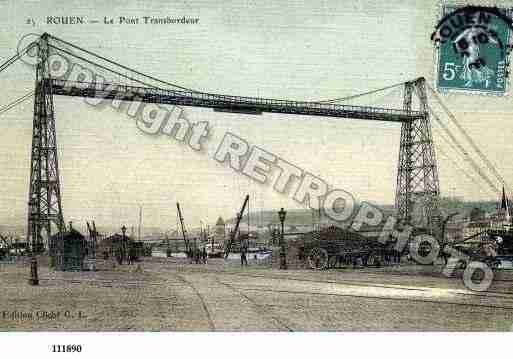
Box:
0 0 512 230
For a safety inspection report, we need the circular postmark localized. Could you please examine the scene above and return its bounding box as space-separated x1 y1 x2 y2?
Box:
431 6 513 67
431 6 513 92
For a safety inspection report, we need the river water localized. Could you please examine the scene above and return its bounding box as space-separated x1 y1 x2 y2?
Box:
152 250 272 261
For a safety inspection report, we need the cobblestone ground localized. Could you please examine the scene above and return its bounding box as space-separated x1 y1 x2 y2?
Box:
1 257 513 331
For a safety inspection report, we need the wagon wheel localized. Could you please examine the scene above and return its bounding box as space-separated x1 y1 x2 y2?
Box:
457 259 467 269
308 247 329 270
328 255 339 269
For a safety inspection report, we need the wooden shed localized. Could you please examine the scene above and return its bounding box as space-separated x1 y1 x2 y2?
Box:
49 228 88 271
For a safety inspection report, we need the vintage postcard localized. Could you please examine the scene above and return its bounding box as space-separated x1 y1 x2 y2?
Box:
1 0 513 357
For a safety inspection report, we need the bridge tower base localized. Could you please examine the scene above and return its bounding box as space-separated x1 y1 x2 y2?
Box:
395 77 441 234
27 33 64 253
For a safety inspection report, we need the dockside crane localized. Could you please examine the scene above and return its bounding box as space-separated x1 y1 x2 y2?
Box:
176 203 190 255
224 195 250 259
86 220 99 257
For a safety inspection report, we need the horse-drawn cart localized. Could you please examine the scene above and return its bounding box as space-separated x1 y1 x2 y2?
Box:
298 226 399 270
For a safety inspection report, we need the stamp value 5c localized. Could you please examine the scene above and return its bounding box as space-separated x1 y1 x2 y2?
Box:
431 4 513 95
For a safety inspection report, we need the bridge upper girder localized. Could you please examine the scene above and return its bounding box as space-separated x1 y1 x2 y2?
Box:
50 79 425 123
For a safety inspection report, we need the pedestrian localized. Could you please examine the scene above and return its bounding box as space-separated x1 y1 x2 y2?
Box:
116 247 123 265
202 247 207 264
128 244 136 265
241 247 248 267
362 254 368 267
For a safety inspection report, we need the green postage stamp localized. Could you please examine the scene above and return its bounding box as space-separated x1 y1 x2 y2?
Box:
432 4 513 95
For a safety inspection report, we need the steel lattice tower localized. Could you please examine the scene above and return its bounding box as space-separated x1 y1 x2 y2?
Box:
395 77 441 232
27 33 64 252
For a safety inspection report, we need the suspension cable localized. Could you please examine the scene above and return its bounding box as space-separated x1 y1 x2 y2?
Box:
428 106 499 194
427 84 509 189
0 90 35 117
48 44 177 93
0 52 23 73
0 42 37 74
48 34 200 93
49 41 414 109
318 81 405 103
56 48 160 90
50 35 414 106
434 136 495 197
49 43 270 102
52 34 406 102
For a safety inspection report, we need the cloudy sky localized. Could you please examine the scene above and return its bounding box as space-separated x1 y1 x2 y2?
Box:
0 0 512 233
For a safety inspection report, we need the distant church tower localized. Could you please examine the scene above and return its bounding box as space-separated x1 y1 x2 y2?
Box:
498 187 512 224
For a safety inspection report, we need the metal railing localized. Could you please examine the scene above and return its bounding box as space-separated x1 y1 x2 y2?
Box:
50 79 425 123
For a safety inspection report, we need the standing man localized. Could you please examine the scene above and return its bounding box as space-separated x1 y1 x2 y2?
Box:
116 245 123 265
195 247 200 264
201 247 207 264
241 240 248 267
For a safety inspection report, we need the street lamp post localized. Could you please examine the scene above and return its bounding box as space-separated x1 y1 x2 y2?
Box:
278 208 287 270
29 256 39 285
121 225 127 265
166 233 171 258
